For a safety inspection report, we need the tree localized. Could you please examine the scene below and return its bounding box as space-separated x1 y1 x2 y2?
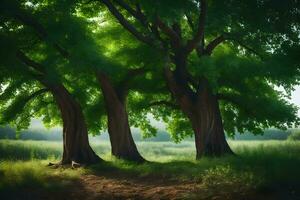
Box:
47 3 147 162
96 0 300 158
0 0 101 165
84 9 169 161
1 0 149 162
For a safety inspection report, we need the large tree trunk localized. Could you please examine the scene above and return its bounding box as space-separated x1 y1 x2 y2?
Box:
97 73 145 162
190 80 233 158
50 84 101 165
164 60 233 159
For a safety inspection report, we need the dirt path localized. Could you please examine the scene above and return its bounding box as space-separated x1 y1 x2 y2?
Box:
67 174 294 200
71 174 200 200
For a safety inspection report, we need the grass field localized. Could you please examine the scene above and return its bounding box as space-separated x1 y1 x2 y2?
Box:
0 140 300 199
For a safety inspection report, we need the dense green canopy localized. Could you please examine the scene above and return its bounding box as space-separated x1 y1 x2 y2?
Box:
0 0 299 147
91 0 300 142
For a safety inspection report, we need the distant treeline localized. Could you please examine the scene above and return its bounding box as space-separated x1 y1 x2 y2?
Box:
0 126 299 141
0 126 173 142
233 129 294 140
0 126 62 141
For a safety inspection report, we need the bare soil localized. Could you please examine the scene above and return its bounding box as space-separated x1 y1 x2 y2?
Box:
73 174 198 200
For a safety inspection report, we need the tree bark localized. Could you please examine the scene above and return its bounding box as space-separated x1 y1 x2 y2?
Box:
15 50 101 166
49 84 101 165
97 72 145 162
190 80 233 158
164 59 233 159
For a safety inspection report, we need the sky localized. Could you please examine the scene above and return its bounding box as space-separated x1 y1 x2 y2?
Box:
290 85 300 116
29 85 300 130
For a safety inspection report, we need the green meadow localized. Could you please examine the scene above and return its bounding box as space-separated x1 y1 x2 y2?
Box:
1 140 299 199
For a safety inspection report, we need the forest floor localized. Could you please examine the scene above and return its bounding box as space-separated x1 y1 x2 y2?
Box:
0 140 300 200
2 165 297 200
67 170 295 200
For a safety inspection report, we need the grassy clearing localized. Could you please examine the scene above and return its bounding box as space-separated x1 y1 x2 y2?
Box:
0 140 300 198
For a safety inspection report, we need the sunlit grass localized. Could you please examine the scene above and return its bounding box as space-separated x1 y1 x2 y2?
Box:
0 140 62 160
1 139 299 162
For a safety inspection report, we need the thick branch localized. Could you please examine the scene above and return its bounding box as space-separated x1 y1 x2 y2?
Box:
26 88 49 102
96 71 121 103
113 0 148 27
156 17 181 48
22 88 49 105
135 3 148 27
14 13 47 38
203 35 225 55
185 14 205 56
200 34 263 58
149 23 167 49
101 0 152 45
113 0 137 17
16 50 45 74
185 0 207 53
185 14 195 32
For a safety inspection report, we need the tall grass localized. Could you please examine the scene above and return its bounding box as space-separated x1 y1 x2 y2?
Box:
0 140 62 160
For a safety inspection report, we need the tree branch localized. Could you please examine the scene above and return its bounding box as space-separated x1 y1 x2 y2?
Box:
113 0 148 27
16 50 45 74
100 0 153 45
149 23 167 49
114 0 136 16
109 0 168 49
185 0 207 53
156 17 181 48
185 14 195 32
199 33 263 58
203 35 225 55
27 88 50 101
135 3 148 27
185 14 206 56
